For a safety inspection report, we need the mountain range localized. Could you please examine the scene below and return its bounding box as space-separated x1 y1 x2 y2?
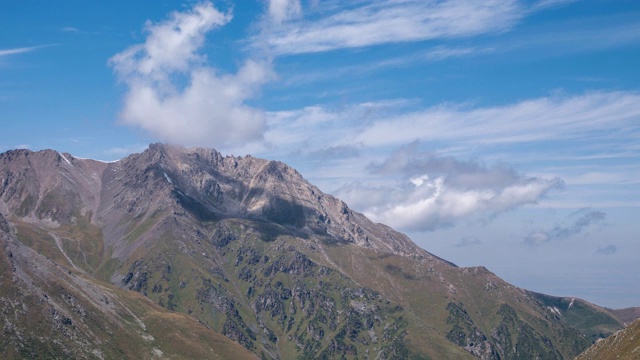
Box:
0 143 634 359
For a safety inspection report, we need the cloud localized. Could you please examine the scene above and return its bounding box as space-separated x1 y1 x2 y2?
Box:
524 232 550 246
110 2 272 148
596 244 617 255
335 142 562 231
305 145 361 161
262 0 525 55
525 209 607 245
454 237 482 248
424 46 494 62
0 45 53 57
366 141 522 190
259 90 640 214
267 0 302 24
354 91 640 148
264 92 640 161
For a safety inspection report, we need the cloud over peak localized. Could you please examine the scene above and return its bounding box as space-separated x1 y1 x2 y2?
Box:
110 2 271 148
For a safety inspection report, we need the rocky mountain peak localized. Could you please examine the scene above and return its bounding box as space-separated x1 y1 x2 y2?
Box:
106 144 426 257
0 144 426 259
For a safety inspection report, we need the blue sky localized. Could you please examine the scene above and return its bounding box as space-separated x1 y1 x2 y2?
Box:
1 0 639 308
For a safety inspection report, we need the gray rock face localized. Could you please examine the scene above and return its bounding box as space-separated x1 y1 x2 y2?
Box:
0 148 107 223
0 213 8 233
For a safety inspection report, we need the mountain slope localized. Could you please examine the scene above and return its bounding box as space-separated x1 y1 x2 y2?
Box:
0 144 626 359
0 213 257 360
610 307 640 326
576 319 640 360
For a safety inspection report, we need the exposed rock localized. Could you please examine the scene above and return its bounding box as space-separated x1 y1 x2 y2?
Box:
0 213 8 233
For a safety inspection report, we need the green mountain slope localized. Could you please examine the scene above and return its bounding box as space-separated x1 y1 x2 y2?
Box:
0 214 257 360
576 319 640 360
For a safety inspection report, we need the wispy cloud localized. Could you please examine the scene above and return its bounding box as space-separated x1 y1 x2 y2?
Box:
454 237 482 248
0 45 54 57
354 91 640 147
424 46 494 61
305 145 361 161
263 91 640 164
262 0 526 55
525 209 607 245
596 244 617 255
110 1 272 148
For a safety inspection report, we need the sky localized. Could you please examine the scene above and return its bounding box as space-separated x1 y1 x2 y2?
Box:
1 0 639 308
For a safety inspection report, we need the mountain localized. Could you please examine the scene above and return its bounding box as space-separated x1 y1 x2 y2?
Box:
609 307 640 326
0 213 257 359
576 319 640 360
0 143 627 359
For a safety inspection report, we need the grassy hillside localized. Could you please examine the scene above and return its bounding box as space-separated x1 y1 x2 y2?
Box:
0 216 257 360
576 319 640 360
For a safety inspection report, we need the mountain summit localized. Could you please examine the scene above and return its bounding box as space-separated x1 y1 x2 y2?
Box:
0 144 626 359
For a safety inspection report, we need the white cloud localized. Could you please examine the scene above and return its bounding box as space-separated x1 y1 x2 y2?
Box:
333 143 562 231
262 0 524 55
0 45 53 57
267 0 302 24
424 46 494 61
110 2 272 148
354 91 640 147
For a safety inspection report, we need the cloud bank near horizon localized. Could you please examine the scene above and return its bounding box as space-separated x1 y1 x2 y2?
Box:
334 142 563 231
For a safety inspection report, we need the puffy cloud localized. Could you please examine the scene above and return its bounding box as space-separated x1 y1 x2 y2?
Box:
525 209 607 245
110 2 272 148
336 142 562 231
